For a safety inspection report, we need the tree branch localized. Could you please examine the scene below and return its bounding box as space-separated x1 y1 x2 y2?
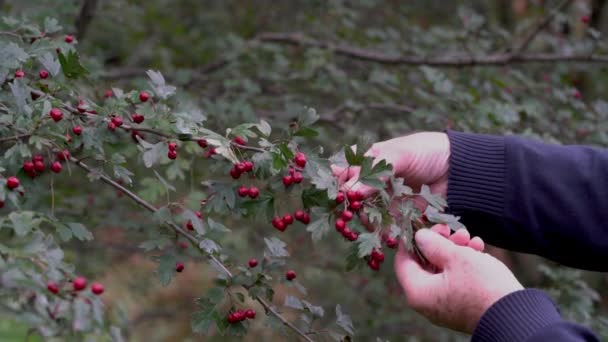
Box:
70 158 314 342
75 0 99 41
513 0 573 54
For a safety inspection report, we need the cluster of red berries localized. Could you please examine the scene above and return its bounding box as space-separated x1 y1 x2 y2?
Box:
333 190 366 242
282 152 307 187
108 115 124 131
227 308 256 324
132 112 144 124
230 160 254 179
47 276 104 295
198 139 217 158
22 151 69 178
237 185 259 199
167 141 179 160
186 211 203 231
367 248 385 271
272 210 310 232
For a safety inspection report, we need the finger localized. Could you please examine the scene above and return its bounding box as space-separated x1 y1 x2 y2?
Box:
331 165 357 185
449 229 471 246
414 228 457 269
430 224 450 238
467 236 485 252
394 243 441 309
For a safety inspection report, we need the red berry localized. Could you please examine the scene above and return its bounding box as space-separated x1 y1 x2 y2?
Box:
111 116 123 127
50 161 62 173
227 313 236 324
179 241 188 249
236 162 247 174
14 69 25 78
132 113 144 124
107 121 116 131
238 186 249 197
582 15 591 24
347 231 359 241
186 220 194 230
104 89 113 98
91 283 104 295
205 147 217 158
139 91 150 102
243 161 254 172
76 101 87 113
282 175 293 187
57 149 70 161
335 218 346 232
368 258 380 271
349 201 362 211
245 309 256 319
574 90 582 99
47 281 59 294
6 176 19 190
195 139 208 148
34 160 45 172
248 258 258 268
64 35 74 43
282 214 294 225
233 136 246 146
301 212 310 224
272 217 286 231
72 276 87 291
196 211 203 219
335 192 345 204
49 108 63 122
294 152 307 167
341 210 354 222
294 210 306 222
230 167 241 179
292 172 303 183
371 249 385 263
176 262 184 272
385 237 398 249
0 200 4 208
33 155 43 162
72 126 83 135
288 167 296 175
131 130 144 142
234 310 246 321
39 69 49 79
23 161 34 173
286 270 296 281
168 142 178 151
168 150 177 160
248 186 260 199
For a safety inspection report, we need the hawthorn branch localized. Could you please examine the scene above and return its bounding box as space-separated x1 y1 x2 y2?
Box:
70 158 314 342
75 0 99 41
513 0 573 54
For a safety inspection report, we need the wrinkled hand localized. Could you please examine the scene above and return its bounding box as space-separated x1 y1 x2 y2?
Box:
395 225 523 333
331 132 450 198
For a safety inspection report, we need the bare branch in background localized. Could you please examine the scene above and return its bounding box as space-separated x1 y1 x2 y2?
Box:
75 0 99 41
512 0 573 54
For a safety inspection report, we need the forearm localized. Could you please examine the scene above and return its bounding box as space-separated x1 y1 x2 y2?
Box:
446 130 608 271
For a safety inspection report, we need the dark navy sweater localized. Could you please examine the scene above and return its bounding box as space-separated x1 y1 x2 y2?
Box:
446 131 607 342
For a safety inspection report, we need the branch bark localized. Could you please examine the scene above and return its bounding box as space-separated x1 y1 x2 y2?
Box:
70 158 314 342
75 0 99 41
512 0 573 54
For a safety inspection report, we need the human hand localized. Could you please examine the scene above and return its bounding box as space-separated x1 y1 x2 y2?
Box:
331 132 450 198
395 225 523 333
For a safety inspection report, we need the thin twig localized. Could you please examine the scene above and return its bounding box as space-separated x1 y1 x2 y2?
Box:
70 158 314 342
513 0 573 54
75 0 99 41
0 133 31 143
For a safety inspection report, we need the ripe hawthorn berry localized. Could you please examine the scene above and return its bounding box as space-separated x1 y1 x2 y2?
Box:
176 262 185 272
34 160 45 172
248 186 259 199
33 155 43 162
6 176 19 190
104 89 113 98
292 171 303 183
179 241 188 249
49 108 63 122
282 175 293 187
248 258 258 268
341 210 354 222
230 167 240 179
196 211 203 219
186 220 194 230
72 125 83 135
335 218 346 232
204 147 217 158
301 212 310 224
77 101 87 113
111 116 123 127
39 69 49 79
272 217 286 231
233 136 246 146
64 35 74 43
237 186 249 197
243 161 254 172
371 249 385 263
236 162 247 174
574 90 582 99
23 161 34 173
72 276 87 291
245 309 256 319
286 270 296 281
294 152 307 167
368 258 380 271
582 15 591 24
14 69 25 78
50 161 62 173
107 121 117 131
139 91 150 102
349 201 362 211
335 192 345 204
47 281 59 294
168 150 178 160
0 200 4 208
346 190 358 202
57 150 70 161
385 237 398 249
294 210 306 222
132 113 144 124
168 142 178 151
197 139 208 148
91 283 104 295
282 214 294 225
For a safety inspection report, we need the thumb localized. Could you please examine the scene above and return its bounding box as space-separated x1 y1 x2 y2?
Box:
415 226 456 269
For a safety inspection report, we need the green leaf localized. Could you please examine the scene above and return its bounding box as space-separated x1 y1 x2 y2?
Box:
424 207 465 230
277 143 294 161
207 218 231 233
359 158 393 189
419 185 447 209
256 119 272 136
390 177 413 198
182 209 205 235
199 238 221 254
8 211 35 237
305 158 338 199
356 232 379 258
294 127 319 137
301 188 330 209
68 223 93 241
344 143 366 166
306 214 331 242
139 238 171 252
0 43 28 69
57 50 89 79
336 304 355 335
302 300 324 318
299 107 320 126
264 237 289 258
284 295 304 310
155 253 177 286
56 225 73 241
363 206 382 226
142 142 164 168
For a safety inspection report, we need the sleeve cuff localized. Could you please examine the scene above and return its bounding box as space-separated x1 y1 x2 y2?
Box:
446 130 506 217
472 289 563 342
